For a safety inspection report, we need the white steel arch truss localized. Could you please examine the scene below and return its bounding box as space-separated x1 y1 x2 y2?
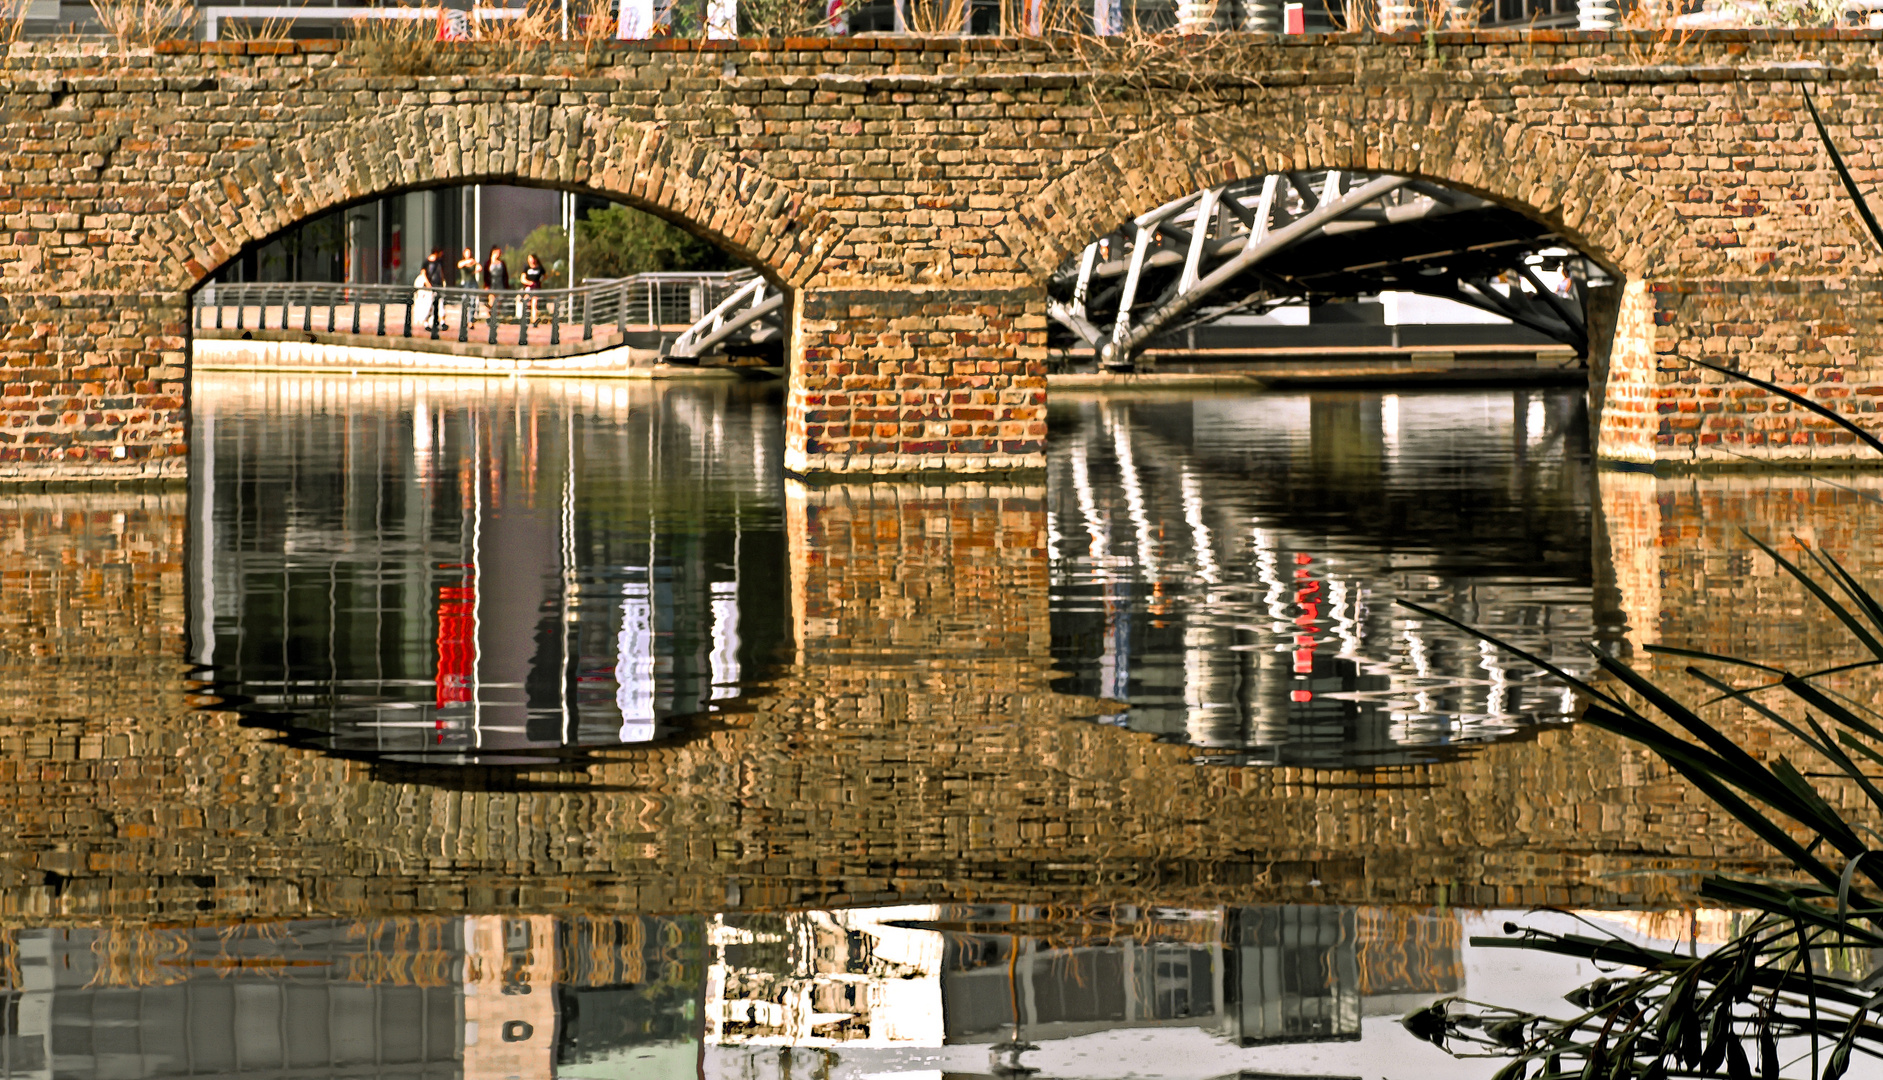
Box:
1047 170 1601 371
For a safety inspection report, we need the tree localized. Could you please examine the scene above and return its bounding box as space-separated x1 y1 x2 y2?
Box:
504 224 573 288
573 204 736 280
502 205 735 289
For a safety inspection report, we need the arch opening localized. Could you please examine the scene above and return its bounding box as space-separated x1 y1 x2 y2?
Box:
1045 170 1615 374
188 179 791 372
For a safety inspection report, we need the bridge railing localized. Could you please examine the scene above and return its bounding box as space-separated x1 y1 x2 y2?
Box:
192 270 758 351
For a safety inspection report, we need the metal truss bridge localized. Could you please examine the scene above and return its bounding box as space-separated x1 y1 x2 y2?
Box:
1045 170 1601 370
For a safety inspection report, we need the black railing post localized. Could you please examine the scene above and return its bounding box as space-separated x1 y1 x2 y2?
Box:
301 287 312 332
215 289 224 330
459 295 470 343
402 294 412 337
550 296 560 346
234 291 245 330
376 297 386 337
489 293 499 345
352 295 362 335
583 289 593 341
617 282 628 335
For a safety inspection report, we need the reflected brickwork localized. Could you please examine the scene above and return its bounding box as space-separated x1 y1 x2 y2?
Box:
0 474 1824 929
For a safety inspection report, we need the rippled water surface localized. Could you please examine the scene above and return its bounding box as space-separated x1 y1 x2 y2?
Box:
4 372 1877 1078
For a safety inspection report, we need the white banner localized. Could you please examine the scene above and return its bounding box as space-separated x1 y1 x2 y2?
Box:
616 0 655 37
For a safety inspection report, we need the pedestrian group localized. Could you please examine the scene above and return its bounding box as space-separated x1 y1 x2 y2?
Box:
410 245 549 331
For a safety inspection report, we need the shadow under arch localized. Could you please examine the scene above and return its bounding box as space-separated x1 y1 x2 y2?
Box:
1010 102 1678 284
145 110 841 292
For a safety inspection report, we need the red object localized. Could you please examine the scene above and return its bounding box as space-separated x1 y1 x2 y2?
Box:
436 583 475 709
1291 690 1313 703
1283 3 1304 32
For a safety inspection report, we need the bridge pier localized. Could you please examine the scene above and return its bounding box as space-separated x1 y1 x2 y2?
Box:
1 293 189 482
784 285 1048 477
1595 277 1883 467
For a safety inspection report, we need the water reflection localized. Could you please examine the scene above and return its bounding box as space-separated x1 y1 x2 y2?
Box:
0 906 1458 1078
191 377 788 766
11 373 1880 1077
1049 390 1604 766
0 905 1760 1079
197 379 1607 772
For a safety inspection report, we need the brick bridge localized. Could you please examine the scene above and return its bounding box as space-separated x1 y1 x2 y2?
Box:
5 31 1883 480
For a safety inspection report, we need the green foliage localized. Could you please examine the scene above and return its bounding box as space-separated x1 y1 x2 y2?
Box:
1749 0 1844 25
504 224 572 288
498 206 735 289
1409 363 1883 1079
572 205 735 281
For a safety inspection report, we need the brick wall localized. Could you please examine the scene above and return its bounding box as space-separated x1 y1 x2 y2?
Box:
6 34 1883 475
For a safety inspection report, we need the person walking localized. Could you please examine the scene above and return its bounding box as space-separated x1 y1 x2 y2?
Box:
456 247 484 321
522 253 546 324
423 248 447 330
411 267 436 333
485 246 511 323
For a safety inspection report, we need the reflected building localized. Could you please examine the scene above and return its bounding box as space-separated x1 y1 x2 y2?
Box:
1050 389 1608 767
188 376 789 765
693 904 1460 1054
0 916 705 1080
0 904 1458 1079
933 905 1460 1049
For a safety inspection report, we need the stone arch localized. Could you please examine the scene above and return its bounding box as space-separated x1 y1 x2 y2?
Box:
145 104 840 293
1009 98 1681 284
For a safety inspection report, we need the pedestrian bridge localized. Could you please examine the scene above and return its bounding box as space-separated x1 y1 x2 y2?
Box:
2 30 1881 479
190 269 786 373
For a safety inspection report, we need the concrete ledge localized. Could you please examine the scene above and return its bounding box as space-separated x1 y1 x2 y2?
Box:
783 449 1049 477
1049 364 1588 390
194 325 664 361
192 337 748 380
0 459 187 485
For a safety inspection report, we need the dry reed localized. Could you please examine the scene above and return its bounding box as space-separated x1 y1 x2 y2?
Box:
220 10 295 40
0 0 33 44
901 0 974 34
89 0 197 43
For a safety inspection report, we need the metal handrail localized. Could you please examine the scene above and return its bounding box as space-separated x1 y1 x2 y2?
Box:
193 271 754 350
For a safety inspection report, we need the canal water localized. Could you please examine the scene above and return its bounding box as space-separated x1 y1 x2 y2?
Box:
1 372 1876 1078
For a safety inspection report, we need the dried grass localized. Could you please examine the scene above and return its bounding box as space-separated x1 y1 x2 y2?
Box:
0 0 33 45
220 11 295 40
901 0 973 33
736 0 834 37
89 0 197 44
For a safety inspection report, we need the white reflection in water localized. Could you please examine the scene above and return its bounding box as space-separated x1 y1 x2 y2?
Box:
710 580 741 699
1049 389 1602 766
618 582 656 742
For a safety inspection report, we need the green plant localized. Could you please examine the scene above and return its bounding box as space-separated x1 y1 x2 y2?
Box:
505 224 573 289
571 205 737 281
1803 83 1883 257
1404 357 1883 1078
